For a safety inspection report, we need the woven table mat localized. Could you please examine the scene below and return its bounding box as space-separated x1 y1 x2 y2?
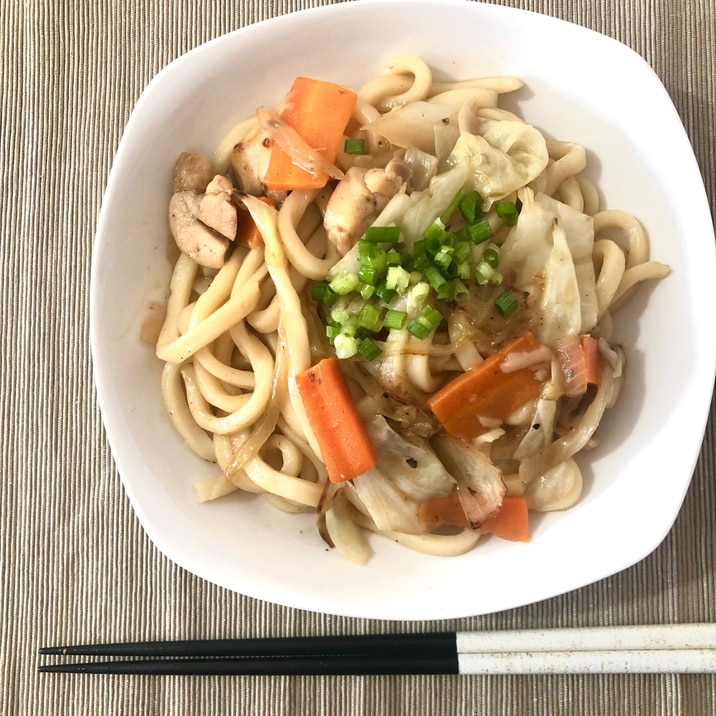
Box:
2 0 715 713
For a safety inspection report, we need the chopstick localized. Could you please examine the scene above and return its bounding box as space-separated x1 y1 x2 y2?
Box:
38 624 716 675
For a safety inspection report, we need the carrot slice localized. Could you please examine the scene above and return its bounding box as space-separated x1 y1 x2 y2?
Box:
581 334 603 387
417 492 470 530
264 77 357 191
235 196 275 249
478 495 531 542
418 492 530 542
427 332 546 441
296 357 376 482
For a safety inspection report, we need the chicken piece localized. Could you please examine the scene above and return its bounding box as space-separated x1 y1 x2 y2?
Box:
198 175 237 240
230 126 272 196
323 157 410 255
173 152 214 193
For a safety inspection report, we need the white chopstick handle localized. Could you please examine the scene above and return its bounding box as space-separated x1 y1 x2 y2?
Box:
456 623 716 653
458 648 716 674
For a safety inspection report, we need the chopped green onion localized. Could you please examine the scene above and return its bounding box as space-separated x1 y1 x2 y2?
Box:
468 219 493 244
475 261 496 284
406 319 431 340
357 303 383 332
495 200 519 226
358 240 375 263
453 241 472 264
440 189 466 225
374 282 396 304
364 225 400 244
420 305 443 328
334 333 358 359
325 324 341 342
422 220 446 243
357 337 382 360
409 281 430 305
456 261 471 280
383 309 407 330
407 250 431 272
360 283 376 299
344 137 366 155
482 244 500 269
385 265 411 292
494 291 519 317
385 248 402 266
433 245 454 269
329 271 360 295
459 190 484 224
330 306 350 325
358 264 380 286
311 281 330 302
424 264 447 291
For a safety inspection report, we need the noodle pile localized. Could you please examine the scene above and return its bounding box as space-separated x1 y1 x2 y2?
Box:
151 56 670 564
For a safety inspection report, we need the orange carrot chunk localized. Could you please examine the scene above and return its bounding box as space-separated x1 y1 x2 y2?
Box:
581 334 603 387
296 357 376 483
235 196 275 249
427 332 546 441
478 495 531 542
417 492 471 530
264 77 357 191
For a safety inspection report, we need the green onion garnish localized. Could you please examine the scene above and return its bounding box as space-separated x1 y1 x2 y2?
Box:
357 337 382 360
364 225 400 244
357 302 382 332
440 189 466 225
333 333 358 359
495 200 519 226
329 271 360 295
459 190 484 224
406 319 431 340
385 265 411 292
383 309 407 330
344 137 366 155
358 264 380 286
423 221 446 243
424 264 447 291
420 305 443 328
494 291 519 317
482 244 500 269
468 219 493 244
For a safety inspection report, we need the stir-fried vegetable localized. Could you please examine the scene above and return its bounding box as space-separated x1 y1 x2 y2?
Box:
427 332 547 440
296 357 376 482
264 77 357 191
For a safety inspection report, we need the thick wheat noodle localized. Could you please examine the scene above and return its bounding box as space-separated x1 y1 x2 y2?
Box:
593 239 627 317
193 346 256 389
277 189 337 278
156 253 198 350
242 451 323 507
161 362 216 461
380 54 433 107
542 141 587 197
157 249 267 364
594 209 649 266
179 323 274 434
431 76 524 94
427 87 498 107
575 175 601 216
557 176 585 212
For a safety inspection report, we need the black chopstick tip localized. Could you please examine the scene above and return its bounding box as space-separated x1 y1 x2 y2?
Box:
38 646 69 655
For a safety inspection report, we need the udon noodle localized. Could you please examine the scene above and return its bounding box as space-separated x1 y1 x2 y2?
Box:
152 56 670 564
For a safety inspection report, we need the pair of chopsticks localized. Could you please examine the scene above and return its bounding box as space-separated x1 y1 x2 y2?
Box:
38 624 716 675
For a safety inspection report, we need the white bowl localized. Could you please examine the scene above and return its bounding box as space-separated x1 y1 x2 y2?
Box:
90 0 716 620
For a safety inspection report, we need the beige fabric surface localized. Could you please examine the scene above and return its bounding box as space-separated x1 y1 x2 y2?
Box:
2 0 715 713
